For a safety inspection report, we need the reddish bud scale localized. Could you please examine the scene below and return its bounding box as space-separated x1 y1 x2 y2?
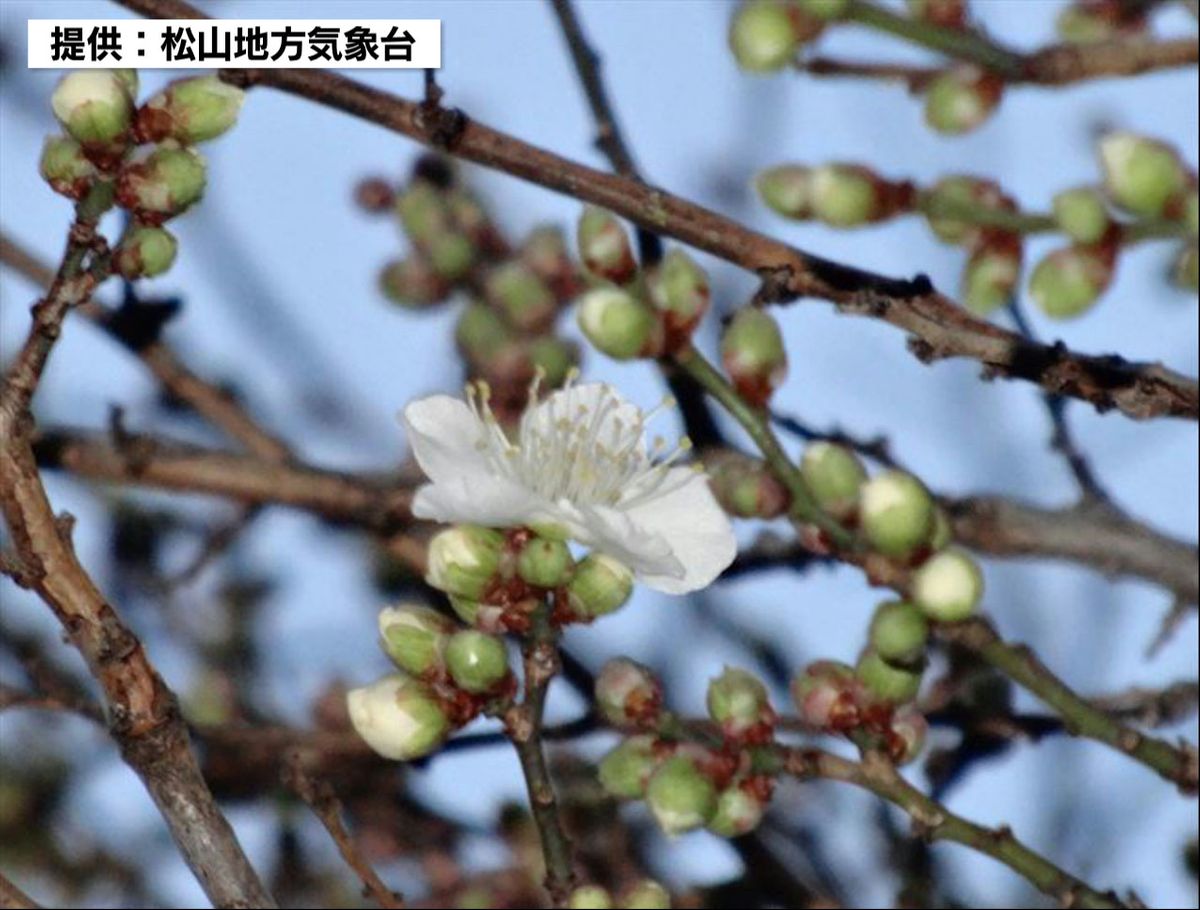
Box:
784 3 828 43
354 177 396 213
909 0 967 29
720 713 778 746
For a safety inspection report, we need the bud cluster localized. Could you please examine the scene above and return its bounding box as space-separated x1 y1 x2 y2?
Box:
728 2 838 74
756 163 913 228
573 207 713 360
568 880 671 909
42 70 245 282
424 525 635 634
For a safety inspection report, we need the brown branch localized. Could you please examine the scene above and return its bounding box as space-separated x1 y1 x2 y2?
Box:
282 757 405 909
0 873 41 910
105 0 1200 421
1 196 276 909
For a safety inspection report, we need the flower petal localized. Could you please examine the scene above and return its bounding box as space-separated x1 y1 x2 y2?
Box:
576 502 685 585
401 395 488 485
618 467 737 594
413 474 544 528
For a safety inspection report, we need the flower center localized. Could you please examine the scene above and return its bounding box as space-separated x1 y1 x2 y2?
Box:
466 372 693 508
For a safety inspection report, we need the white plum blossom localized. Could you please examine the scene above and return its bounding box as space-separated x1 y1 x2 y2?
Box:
402 375 737 594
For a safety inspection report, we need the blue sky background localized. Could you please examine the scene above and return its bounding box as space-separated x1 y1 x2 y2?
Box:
1 1 1198 907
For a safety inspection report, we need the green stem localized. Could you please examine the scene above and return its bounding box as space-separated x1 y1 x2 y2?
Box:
671 343 855 548
939 619 1198 794
843 0 1027 79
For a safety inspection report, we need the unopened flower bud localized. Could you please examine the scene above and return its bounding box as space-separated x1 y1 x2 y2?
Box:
619 879 671 909
728 1 802 73
485 261 557 332
567 553 634 619
598 734 661 799
757 165 813 219
888 707 928 765
113 69 139 98
527 337 579 388
113 225 178 279
448 595 507 632
116 146 207 221
379 256 452 309
51 70 134 149
721 308 787 407
709 453 790 519
649 249 710 340
577 207 636 283
961 233 1021 315
456 301 514 362
922 176 1011 245
707 667 773 739
791 660 859 729
427 231 476 281
1057 0 1143 44
522 225 574 287
906 0 967 28
577 287 661 361
1172 243 1199 292
516 535 574 588
135 76 244 144
868 600 929 665
859 470 934 559
1052 187 1111 245
569 885 614 909
447 187 503 254
396 180 452 244
708 783 768 837
810 164 888 228
378 603 456 677
928 506 952 551
445 630 509 693
645 755 718 836
924 67 1002 136
39 135 98 199
1099 132 1189 219
426 525 505 600
800 442 867 521
346 673 451 760
911 547 983 621
595 658 662 728
1029 245 1114 319
856 651 923 705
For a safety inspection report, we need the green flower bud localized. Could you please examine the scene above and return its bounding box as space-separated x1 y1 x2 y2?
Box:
39 135 98 199
113 69 139 98
729 1 801 73
51 70 134 148
486 261 557 333
577 206 636 283
911 547 984 621
426 525 505 600
445 630 509 693
116 146 207 221
906 0 967 28
1029 246 1114 319
645 756 718 836
756 165 814 219
456 301 514 362
1183 190 1198 238
577 287 661 361
856 651 922 705
859 470 934 559
929 506 952 551
721 307 787 407
568 553 634 618
706 667 773 738
960 234 1021 315
803 0 851 19
888 707 928 765
1052 187 1111 245
569 885 614 909
521 225 574 287
810 164 883 228
597 734 661 799
113 225 178 279
378 603 456 677
1099 132 1188 219
595 658 662 728
516 535 574 588
619 879 672 909
708 783 768 837
922 176 1013 246
1172 243 1199 293
800 442 867 521
136 75 245 144
379 256 452 310
649 249 710 338
1056 2 1125 45
346 673 451 760
791 660 860 729
708 452 790 519
527 337 579 388
924 67 1002 136
448 595 507 632
397 180 452 244
427 231 476 281
868 601 929 665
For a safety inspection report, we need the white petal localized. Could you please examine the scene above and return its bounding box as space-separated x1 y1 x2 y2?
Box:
412 474 544 528
619 468 737 594
401 395 488 484
576 502 685 584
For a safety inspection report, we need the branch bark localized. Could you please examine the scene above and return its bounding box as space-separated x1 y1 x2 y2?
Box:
109 0 1200 422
